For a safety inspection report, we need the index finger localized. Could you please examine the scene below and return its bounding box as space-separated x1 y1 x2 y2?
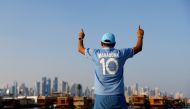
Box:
81 28 84 33
138 25 141 30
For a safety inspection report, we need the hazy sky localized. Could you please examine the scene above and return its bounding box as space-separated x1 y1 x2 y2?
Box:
0 0 189 97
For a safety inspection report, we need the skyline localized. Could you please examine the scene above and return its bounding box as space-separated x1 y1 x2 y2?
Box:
0 0 189 97
0 76 185 99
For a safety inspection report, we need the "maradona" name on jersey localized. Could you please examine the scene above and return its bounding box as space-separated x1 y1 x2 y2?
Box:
97 53 119 58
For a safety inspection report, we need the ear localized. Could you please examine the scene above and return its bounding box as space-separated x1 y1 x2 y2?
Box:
101 42 103 47
113 43 116 47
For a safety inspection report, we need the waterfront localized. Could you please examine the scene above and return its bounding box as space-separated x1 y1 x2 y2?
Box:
1 95 189 109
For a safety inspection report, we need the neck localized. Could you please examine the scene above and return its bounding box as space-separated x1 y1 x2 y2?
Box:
102 46 113 48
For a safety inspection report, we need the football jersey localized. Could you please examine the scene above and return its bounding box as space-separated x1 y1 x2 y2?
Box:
85 47 134 95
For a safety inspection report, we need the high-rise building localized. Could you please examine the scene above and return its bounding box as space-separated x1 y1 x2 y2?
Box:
162 91 168 96
175 92 184 99
143 87 149 95
76 84 83 96
0 89 6 96
90 87 95 98
11 85 16 96
84 87 90 97
19 83 28 96
70 83 83 96
62 81 69 95
149 89 155 96
35 81 40 96
46 78 51 96
70 83 77 96
155 87 160 96
42 77 47 96
53 77 58 92
29 88 34 96
126 86 132 96
132 83 139 95
12 81 18 97
139 88 145 95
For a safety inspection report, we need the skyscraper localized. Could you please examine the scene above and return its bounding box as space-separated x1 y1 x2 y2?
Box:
155 87 160 96
139 88 145 95
84 87 90 97
70 83 77 96
46 78 51 96
53 77 58 92
70 83 83 96
42 77 47 96
62 81 69 95
76 84 82 96
29 88 34 96
35 81 40 96
126 86 132 96
19 83 28 96
132 83 139 95
90 87 95 98
12 81 18 97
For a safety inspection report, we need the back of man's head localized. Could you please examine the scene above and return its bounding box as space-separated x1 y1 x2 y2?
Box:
101 33 116 48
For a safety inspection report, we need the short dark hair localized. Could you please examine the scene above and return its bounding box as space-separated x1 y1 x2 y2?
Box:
101 42 115 48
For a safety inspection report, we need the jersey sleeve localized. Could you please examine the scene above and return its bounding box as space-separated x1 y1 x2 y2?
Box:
85 48 96 61
123 48 134 60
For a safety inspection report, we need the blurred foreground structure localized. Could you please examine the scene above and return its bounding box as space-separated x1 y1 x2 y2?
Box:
0 95 189 108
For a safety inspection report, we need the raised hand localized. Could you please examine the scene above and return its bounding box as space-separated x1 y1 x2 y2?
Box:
137 25 144 38
78 28 85 40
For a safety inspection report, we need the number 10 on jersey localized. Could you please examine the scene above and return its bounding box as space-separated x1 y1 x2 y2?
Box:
100 58 119 75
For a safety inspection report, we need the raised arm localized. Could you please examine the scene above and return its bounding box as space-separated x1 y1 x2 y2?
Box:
78 28 86 55
133 25 144 55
